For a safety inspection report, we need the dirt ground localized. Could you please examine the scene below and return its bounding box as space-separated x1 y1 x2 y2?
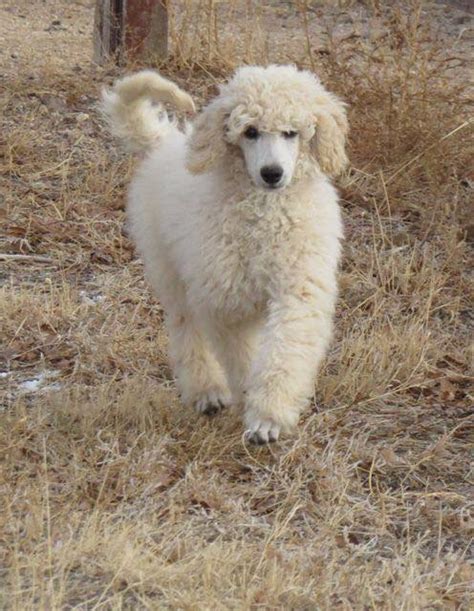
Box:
1 1 473 609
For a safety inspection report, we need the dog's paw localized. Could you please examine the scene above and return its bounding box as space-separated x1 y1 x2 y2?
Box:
244 416 281 444
193 388 231 416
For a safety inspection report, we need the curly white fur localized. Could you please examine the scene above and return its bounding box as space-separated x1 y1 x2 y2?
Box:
102 65 347 444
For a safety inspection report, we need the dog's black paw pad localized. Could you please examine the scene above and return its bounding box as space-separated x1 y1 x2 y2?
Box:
195 398 228 416
247 432 277 445
194 390 231 416
201 401 224 416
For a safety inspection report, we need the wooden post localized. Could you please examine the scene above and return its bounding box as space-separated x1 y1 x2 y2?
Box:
94 0 124 64
126 0 169 59
94 0 168 64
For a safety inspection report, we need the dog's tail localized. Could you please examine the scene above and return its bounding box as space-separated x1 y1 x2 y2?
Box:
101 70 195 153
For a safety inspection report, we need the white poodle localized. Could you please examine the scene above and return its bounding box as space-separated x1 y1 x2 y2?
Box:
102 65 348 443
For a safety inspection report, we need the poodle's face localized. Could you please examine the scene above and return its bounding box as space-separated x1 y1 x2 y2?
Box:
238 126 300 190
186 65 348 184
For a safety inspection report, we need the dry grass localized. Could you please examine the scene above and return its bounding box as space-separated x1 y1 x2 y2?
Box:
1 0 473 608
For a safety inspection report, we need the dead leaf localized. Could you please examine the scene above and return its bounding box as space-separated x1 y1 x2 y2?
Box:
380 447 406 467
90 250 113 264
438 379 457 402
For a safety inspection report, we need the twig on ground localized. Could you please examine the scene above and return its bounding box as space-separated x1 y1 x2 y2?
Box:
0 253 55 264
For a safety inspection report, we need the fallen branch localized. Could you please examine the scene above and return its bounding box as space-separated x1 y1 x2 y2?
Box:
0 253 54 264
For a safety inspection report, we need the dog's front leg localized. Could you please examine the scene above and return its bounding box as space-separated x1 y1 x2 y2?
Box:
244 282 336 443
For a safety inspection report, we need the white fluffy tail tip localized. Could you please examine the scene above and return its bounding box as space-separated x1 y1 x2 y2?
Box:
101 70 195 153
105 70 196 114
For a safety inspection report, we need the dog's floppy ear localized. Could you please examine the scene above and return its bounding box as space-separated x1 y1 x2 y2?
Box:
311 94 349 177
186 98 229 174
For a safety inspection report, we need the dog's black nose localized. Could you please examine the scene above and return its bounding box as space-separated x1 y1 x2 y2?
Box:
260 165 283 185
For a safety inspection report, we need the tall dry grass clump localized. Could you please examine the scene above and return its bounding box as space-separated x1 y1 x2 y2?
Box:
167 1 472 215
1 1 473 608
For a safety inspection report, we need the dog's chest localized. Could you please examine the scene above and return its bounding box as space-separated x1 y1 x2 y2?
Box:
195 197 309 318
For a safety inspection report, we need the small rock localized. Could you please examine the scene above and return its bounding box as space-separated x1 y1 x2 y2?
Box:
42 94 68 112
454 15 470 25
464 224 474 243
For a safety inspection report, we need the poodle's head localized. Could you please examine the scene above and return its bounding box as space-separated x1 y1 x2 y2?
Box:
186 65 348 190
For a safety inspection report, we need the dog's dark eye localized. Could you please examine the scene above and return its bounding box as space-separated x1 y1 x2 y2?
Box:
244 126 259 140
282 130 298 139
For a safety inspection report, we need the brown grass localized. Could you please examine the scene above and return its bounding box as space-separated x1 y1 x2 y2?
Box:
1 0 473 608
